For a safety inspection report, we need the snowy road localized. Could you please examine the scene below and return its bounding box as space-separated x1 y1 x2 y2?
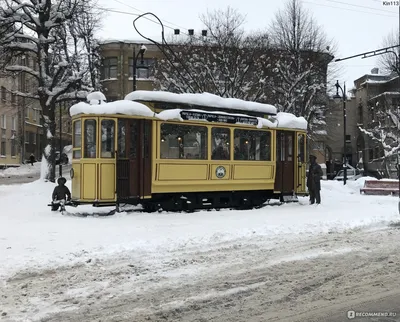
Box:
2 224 400 322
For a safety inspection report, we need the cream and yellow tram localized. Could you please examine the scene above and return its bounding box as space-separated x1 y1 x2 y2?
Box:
69 91 307 212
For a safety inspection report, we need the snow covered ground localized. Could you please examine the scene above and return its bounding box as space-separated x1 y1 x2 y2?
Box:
1 177 400 321
0 162 42 178
0 177 398 281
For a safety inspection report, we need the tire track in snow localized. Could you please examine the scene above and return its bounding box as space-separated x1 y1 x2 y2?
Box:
0 226 399 322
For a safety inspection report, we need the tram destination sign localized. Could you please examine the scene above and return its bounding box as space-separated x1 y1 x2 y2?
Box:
180 110 258 126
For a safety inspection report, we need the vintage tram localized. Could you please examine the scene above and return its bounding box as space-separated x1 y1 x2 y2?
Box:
69 91 308 212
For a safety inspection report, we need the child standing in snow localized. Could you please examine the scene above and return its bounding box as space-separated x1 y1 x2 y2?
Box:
51 177 71 211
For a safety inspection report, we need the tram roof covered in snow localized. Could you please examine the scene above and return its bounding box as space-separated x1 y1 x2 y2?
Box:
69 92 307 130
125 91 277 116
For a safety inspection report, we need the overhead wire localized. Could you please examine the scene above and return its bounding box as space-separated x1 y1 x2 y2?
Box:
303 0 398 17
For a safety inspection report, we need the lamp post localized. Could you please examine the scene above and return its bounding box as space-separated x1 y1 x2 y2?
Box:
59 103 63 178
132 44 147 92
333 80 347 185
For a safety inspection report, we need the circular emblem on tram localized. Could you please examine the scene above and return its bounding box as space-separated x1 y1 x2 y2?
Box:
215 166 226 179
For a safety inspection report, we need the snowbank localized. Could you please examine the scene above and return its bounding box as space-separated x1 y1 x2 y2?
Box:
0 178 399 279
0 162 41 178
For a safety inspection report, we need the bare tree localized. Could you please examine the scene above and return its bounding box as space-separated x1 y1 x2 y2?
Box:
0 0 101 182
377 30 400 74
268 0 336 133
154 7 272 102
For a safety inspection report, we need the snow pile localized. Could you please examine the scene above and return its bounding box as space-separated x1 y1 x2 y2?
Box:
125 90 277 115
70 99 306 130
0 162 41 178
87 91 106 104
273 112 308 130
70 100 155 117
0 178 399 279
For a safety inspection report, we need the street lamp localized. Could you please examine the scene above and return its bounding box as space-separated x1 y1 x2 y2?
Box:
333 80 347 185
59 103 62 177
132 44 148 92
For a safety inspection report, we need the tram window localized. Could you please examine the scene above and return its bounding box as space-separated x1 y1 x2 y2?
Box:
129 121 138 158
84 119 96 158
118 120 126 158
298 134 305 162
160 123 207 159
234 129 271 161
101 119 115 158
211 128 230 160
73 120 81 148
73 120 81 159
287 134 293 161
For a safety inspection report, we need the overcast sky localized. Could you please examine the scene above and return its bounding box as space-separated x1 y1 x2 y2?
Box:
97 0 400 92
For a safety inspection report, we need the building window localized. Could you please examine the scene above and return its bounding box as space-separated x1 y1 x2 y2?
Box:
84 119 96 158
357 104 363 124
101 57 118 80
11 116 16 131
101 119 115 158
211 127 230 160
33 109 37 121
234 129 271 161
11 93 16 105
128 58 155 79
346 135 351 143
25 131 29 144
30 132 36 145
11 136 16 157
160 123 207 159
25 107 30 119
1 87 6 103
1 129 6 156
0 115 6 129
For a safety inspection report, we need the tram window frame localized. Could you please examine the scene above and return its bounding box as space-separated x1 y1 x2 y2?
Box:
72 120 82 159
101 119 115 158
84 119 97 158
211 127 230 160
160 123 207 160
233 129 271 161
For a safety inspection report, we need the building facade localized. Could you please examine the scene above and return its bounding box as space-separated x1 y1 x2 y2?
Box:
98 40 163 100
325 68 400 178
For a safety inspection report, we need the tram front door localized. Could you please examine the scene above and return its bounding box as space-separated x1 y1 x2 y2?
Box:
274 130 295 193
116 119 152 201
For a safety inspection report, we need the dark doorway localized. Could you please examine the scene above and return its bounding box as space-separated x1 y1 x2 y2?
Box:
116 119 152 201
275 131 295 193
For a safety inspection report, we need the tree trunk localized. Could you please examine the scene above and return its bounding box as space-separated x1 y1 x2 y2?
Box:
41 106 57 183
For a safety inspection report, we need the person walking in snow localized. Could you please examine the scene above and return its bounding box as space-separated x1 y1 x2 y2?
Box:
29 153 35 166
307 154 323 205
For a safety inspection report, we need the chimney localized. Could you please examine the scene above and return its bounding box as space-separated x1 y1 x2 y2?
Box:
371 67 379 74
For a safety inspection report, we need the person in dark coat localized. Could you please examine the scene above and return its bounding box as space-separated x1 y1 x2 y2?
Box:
29 154 35 166
307 154 323 204
51 177 71 211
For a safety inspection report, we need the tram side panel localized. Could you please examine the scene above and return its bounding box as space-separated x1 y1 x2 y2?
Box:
151 121 276 196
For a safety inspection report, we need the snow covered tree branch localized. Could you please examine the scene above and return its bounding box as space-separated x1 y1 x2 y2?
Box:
268 0 335 134
359 97 400 177
0 0 102 182
153 7 272 103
